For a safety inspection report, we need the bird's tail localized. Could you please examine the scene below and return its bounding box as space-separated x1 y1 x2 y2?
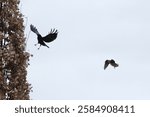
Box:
30 24 40 35
45 45 49 48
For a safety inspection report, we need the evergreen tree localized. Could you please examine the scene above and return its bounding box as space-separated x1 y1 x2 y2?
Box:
0 0 31 99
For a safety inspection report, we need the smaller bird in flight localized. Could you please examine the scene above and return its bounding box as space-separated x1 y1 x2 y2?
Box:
30 24 58 49
104 59 119 70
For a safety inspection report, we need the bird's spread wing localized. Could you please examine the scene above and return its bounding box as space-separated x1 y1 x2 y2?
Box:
30 24 40 35
42 29 58 42
110 59 119 68
110 59 115 63
104 60 109 70
111 62 119 67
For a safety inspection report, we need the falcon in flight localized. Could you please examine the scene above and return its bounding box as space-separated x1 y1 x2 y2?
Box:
30 24 58 49
104 59 119 70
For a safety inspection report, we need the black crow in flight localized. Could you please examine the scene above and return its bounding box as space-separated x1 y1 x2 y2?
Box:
104 59 119 70
30 24 58 49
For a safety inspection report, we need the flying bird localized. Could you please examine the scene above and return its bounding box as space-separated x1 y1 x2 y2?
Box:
30 24 58 49
104 59 119 70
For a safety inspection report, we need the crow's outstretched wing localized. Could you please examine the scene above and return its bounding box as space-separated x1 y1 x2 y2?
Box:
110 59 115 63
104 60 109 70
30 24 40 35
109 59 119 68
42 29 58 42
111 62 119 68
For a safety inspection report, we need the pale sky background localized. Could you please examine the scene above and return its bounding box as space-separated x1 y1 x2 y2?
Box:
21 0 150 100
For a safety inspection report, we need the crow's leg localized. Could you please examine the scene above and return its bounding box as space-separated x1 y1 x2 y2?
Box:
34 43 38 46
38 45 41 50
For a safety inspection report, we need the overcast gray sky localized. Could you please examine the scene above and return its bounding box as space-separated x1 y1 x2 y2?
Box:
21 0 150 100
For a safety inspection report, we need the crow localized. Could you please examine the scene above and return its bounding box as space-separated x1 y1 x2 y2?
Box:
30 24 58 49
104 59 119 70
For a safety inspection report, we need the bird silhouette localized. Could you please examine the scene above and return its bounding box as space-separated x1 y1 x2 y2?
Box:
30 24 58 49
104 59 119 70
